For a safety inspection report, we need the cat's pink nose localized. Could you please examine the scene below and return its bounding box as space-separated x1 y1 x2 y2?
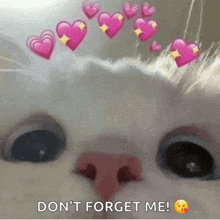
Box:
76 152 142 201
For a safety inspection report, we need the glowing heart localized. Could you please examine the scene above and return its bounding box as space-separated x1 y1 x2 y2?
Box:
82 1 100 19
134 19 158 42
171 39 200 68
142 2 156 17
56 20 87 51
98 12 125 38
150 41 161 52
27 30 55 60
123 3 139 19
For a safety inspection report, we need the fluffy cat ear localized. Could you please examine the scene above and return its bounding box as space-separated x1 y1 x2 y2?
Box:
0 33 30 73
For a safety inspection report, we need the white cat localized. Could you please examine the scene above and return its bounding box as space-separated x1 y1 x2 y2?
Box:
0 0 220 218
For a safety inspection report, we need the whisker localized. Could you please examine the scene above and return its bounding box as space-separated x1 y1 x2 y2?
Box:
183 0 195 40
135 39 141 60
0 69 24 72
0 55 25 68
195 0 204 43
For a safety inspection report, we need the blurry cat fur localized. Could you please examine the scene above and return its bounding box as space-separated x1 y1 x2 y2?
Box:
0 0 220 218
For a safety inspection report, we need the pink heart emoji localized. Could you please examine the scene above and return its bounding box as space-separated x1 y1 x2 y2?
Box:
27 30 55 59
150 41 161 52
56 20 87 51
134 19 158 42
171 39 201 67
27 31 55 51
27 30 55 48
83 1 100 19
98 12 125 38
123 3 139 19
142 2 156 17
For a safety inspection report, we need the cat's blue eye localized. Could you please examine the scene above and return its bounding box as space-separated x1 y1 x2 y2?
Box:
158 135 218 180
2 114 66 163
9 130 65 162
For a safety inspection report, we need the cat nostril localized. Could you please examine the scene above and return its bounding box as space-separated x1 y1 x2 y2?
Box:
117 166 138 184
77 163 97 181
76 152 142 201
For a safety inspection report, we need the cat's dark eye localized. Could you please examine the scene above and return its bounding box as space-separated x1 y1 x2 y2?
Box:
4 130 66 162
2 114 66 163
164 141 213 178
158 134 217 180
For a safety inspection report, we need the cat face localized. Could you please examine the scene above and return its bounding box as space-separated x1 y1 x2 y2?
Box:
1 0 220 218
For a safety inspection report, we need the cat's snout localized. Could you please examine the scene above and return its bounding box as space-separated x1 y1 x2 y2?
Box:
76 152 142 201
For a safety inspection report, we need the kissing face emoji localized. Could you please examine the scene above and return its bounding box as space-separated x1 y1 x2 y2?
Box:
174 199 189 214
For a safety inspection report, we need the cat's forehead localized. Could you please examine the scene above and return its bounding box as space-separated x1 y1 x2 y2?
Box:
1 41 220 140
